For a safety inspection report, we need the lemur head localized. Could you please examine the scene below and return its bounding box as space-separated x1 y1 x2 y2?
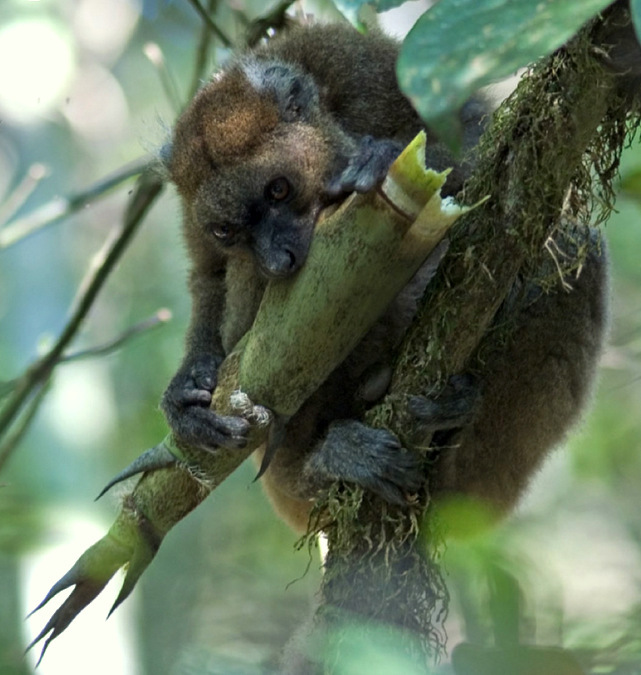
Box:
164 57 355 279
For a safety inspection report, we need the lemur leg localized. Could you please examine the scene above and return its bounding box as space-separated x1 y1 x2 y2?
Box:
430 233 608 514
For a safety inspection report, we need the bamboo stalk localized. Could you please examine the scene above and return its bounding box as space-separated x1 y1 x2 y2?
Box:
28 132 468 661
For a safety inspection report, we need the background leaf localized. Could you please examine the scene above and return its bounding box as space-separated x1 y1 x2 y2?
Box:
619 167 641 201
398 0 613 145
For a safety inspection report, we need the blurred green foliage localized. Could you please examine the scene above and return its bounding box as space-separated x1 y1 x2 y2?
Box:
0 1 640 674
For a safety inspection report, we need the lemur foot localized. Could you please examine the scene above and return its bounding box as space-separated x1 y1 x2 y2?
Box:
407 374 481 438
161 353 249 451
305 420 423 506
326 136 403 197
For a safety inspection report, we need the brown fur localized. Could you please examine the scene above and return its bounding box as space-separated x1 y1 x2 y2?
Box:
162 22 607 532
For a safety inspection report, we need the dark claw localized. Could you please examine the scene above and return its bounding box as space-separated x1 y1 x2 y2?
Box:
211 414 251 447
162 353 219 409
179 388 213 406
189 352 221 389
163 402 251 450
164 407 251 452
96 442 178 500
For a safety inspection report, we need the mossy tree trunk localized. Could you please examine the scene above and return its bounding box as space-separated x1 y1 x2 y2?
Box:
309 3 641 672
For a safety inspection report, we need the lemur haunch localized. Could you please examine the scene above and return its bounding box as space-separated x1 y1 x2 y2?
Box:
161 21 608 531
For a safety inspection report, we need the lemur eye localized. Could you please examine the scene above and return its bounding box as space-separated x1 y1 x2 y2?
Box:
266 177 290 202
212 223 233 241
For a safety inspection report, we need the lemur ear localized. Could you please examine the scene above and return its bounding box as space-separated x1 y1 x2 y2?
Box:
162 130 210 196
244 60 319 122
283 74 305 120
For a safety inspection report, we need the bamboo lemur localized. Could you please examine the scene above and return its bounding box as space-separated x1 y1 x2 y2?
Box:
161 21 609 532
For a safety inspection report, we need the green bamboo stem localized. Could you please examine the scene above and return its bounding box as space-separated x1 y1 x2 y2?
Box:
115 133 463 559
238 152 461 416
29 132 468 660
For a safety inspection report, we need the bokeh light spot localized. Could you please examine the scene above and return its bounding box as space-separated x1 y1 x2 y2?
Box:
0 19 75 124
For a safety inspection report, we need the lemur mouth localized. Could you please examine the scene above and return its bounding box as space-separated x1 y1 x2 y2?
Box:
257 253 301 281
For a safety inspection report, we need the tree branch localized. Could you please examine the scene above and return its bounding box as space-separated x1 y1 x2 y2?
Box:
0 163 49 227
185 0 233 48
0 156 151 249
0 173 163 470
312 2 641 670
61 309 171 364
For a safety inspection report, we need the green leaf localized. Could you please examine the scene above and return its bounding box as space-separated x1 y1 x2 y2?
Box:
398 0 613 145
620 168 641 200
333 0 406 23
631 0 641 45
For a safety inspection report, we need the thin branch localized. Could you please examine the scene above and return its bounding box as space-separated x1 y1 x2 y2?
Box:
185 0 233 48
0 382 51 470
48 173 164 369
143 43 183 115
61 309 172 364
244 0 297 47
0 163 49 226
0 173 164 471
0 156 152 249
189 0 218 98
0 310 170 401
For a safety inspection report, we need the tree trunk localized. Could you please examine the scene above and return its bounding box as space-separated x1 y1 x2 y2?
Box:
308 4 641 672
